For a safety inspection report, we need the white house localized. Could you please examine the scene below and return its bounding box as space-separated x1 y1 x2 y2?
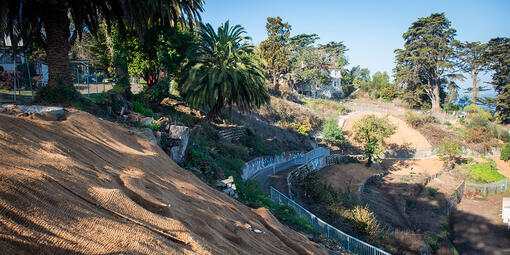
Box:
298 65 344 99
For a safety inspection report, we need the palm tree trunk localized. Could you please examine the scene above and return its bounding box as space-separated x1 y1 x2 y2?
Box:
42 3 73 89
206 100 223 121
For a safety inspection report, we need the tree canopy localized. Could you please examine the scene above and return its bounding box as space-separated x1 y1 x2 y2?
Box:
259 17 291 90
455 41 488 105
353 114 396 165
394 13 457 110
1 0 203 100
484 37 510 122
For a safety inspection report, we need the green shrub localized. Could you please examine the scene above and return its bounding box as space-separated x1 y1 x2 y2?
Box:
322 118 344 145
501 143 510 162
428 187 439 197
290 117 312 136
435 139 463 163
468 161 505 183
464 104 491 120
132 101 154 117
141 120 161 131
444 121 452 126
35 85 83 105
500 131 510 143
405 111 437 128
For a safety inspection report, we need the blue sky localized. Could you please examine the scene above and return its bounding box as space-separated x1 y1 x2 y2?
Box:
201 0 510 97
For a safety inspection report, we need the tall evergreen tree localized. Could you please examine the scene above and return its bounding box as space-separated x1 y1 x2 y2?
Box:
456 41 488 105
484 37 510 122
259 17 291 92
394 13 457 111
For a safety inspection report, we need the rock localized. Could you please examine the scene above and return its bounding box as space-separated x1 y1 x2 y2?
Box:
127 113 142 124
231 184 236 191
253 228 262 234
168 125 189 164
154 131 161 146
141 117 154 126
140 128 157 144
224 187 235 197
157 117 171 131
220 176 234 184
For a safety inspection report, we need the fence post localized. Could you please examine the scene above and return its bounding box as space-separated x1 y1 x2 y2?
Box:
347 236 350 251
327 225 329 238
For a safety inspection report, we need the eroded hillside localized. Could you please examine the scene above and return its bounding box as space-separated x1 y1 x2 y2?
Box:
0 110 327 255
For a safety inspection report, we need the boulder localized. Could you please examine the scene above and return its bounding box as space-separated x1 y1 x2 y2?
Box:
168 125 189 163
141 117 154 126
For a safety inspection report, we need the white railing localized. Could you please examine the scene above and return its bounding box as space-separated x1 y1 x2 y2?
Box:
241 147 330 182
270 186 391 255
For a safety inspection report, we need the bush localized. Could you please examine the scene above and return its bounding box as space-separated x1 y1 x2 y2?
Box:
347 205 381 237
405 111 437 128
34 85 83 105
290 117 312 136
322 118 344 145
141 120 161 131
468 161 505 183
141 79 170 106
132 101 154 117
464 104 491 120
435 139 463 163
502 143 510 162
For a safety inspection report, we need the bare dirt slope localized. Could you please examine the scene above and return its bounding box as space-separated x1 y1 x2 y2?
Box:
318 161 384 196
0 110 327 255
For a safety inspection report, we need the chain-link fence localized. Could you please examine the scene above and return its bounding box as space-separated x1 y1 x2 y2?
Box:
465 179 509 196
270 186 390 255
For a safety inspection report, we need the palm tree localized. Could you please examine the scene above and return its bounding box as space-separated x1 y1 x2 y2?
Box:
1 0 203 93
179 21 270 121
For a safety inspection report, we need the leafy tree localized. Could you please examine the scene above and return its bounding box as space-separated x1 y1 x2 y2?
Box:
125 25 196 87
455 41 489 105
179 22 270 121
259 17 291 91
318 41 348 68
289 33 319 52
353 114 396 166
394 13 457 111
322 118 344 145
293 47 331 91
435 139 463 168
484 37 510 123
1 0 203 99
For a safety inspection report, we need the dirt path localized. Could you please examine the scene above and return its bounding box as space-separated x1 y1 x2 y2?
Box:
265 167 296 196
451 194 510 255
